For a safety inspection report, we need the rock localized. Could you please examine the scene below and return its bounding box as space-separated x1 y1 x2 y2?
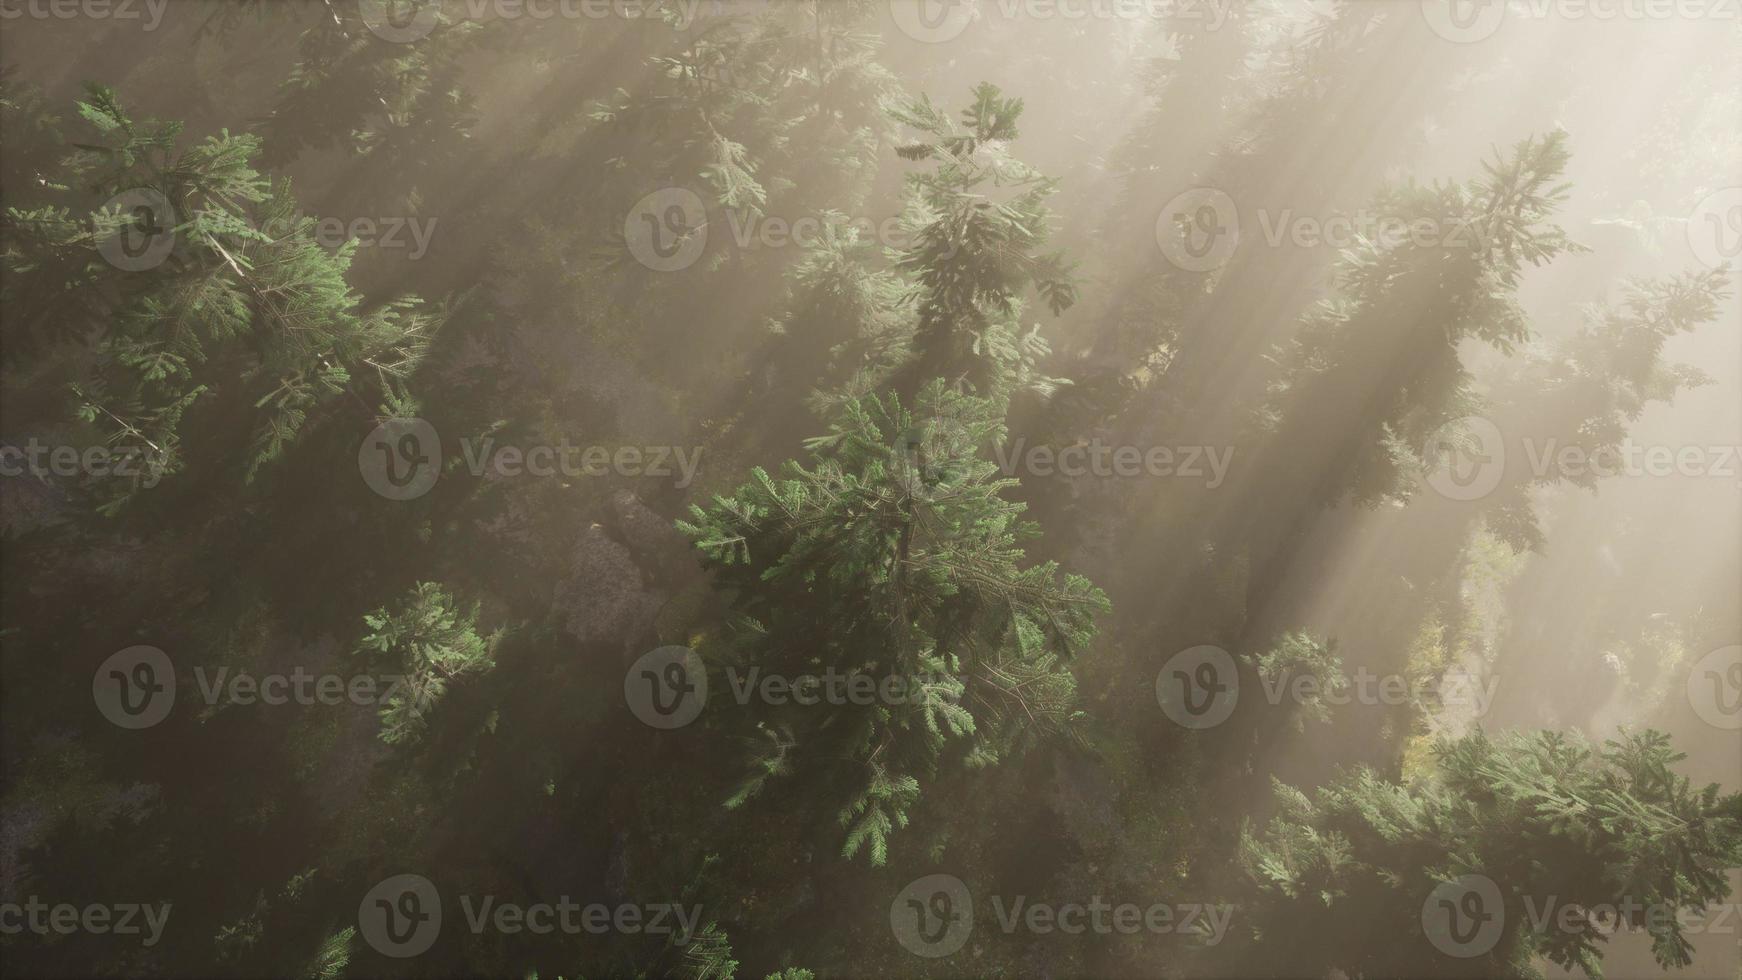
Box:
553 523 663 652
609 490 695 582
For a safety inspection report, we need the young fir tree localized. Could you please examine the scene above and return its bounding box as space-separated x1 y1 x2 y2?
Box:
1476 266 1731 551
302 927 356 980
1244 631 1347 734
678 380 1107 865
748 219 912 435
252 1 481 184
1 84 435 512
354 581 494 745
1232 131 1583 613
569 1 897 383
1238 728 1742 979
885 83 1078 399
588 1 892 239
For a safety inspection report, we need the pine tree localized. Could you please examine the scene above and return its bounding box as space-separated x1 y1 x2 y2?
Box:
885 83 1078 398
679 380 1107 864
303 927 355 980
1478 267 1730 550
1244 631 1346 733
747 221 912 435
355 581 494 745
1238 728 1742 978
2 84 436 512
1233 131 1584 614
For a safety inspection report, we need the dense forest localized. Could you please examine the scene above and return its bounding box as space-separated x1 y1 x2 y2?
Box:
1 2 1739 978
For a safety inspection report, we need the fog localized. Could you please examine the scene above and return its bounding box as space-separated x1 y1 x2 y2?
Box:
2 2 1738 977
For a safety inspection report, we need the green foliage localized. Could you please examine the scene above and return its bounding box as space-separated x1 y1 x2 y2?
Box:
303 927 355 980
5 22 1735 980
764 219 913 416
1245 631 1346 730
680 380 1107 863
675 921 739 980
1480 267 1731 550
212 869 320 967
722 723 796 812
254 1 480 179
355 582 494 745
2 85 435 512
1259 131 1586 509
887 83 1078 393
590 3 893 230
1239 728 1742 978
